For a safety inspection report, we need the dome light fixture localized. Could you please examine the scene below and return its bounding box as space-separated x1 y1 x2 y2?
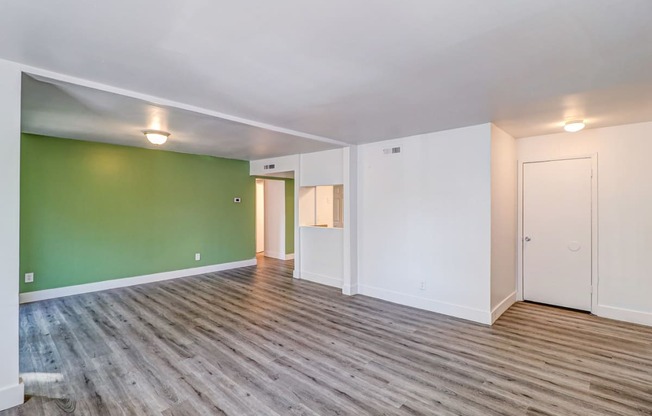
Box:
564 120 585 133
143 130 170 145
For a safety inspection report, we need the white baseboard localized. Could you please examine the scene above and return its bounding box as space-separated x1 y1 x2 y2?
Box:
264 250 292 260
263 250 283 260
0 381 24 412
595 304 652 327
263 251 293 260
491 291 516 324
358 284 491 325
19 258 257 304
300 271 343 289
342 284 359 296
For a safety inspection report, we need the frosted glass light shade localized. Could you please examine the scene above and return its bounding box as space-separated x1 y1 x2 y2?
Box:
143 130 170 145
564 121 585 133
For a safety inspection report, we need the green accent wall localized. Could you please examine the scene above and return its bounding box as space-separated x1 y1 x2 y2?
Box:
20 134 255 293
285 179 295 255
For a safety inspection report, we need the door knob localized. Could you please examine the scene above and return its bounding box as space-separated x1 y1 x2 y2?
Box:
524 236 531 242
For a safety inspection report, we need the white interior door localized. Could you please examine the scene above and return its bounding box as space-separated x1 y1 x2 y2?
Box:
523 158 592 311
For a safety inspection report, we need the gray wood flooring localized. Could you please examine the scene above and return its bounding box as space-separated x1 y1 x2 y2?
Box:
4 255 652 415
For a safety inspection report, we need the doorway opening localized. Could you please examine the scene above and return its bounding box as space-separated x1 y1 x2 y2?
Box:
255 175 295 261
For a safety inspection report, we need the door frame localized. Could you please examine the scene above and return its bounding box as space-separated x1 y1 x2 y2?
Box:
516 154 598 312
255 179 265 254
258 177 295 261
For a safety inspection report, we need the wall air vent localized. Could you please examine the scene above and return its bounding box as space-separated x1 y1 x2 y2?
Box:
264 164 276 170
383 147 401 155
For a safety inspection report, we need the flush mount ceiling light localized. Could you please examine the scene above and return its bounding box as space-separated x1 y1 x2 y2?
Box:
564 120 585 133
143 130 170 145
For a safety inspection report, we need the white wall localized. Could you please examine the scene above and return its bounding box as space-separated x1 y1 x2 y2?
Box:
490 125 517 321
297 148 346 287
518 121 652 326
358 124 493 323
300 148 344 186
255 179 265 253
250 154 299 176
343 146 358 295
0 59 24 411
300 227 344 288
298 187 316 226
263 180 286 260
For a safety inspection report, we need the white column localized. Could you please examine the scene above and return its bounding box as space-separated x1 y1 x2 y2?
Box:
342 146 359 295
293 158 301 278
0 59 24 411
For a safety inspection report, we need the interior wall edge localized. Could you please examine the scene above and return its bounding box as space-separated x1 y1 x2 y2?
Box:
19 258 257 304
491 291 517 324
489 123 517 311
0 57 22 411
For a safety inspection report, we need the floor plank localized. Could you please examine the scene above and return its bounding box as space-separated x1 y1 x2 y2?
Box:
4 255 652 415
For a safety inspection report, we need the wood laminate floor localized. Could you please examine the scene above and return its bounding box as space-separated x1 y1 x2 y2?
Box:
4 255 652 415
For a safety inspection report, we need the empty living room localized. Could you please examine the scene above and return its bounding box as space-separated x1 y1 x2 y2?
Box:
1 1 652 415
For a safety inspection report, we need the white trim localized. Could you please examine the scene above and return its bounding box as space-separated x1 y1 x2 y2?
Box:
342 284 358 296
359 284 491 324
517 159 523 302
19 258 257 304
0 381 24 412
263 250 285 260
517 154 598 313
293 161 301 279
595 304 652 327
491 291 517 324
300 271 343 289
264 252 294 261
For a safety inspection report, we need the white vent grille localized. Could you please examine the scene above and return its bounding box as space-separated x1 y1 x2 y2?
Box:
383 147 401 155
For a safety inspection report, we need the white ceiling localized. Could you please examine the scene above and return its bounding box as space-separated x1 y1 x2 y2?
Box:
3 0 652 147
21 75 340 160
